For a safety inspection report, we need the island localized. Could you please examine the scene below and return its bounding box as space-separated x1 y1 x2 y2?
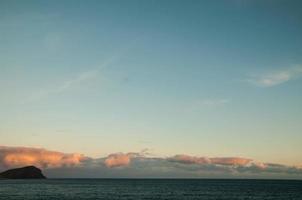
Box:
0 166 46 179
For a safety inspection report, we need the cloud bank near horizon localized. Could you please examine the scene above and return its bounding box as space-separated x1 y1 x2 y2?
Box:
0 146 301 178
0 146 89 168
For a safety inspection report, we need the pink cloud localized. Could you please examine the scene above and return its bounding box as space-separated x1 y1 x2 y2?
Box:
168 155 210 164
251 162 267 169
169 155 252 166
0 146 87 169
104 153 131 168
210 157 252 166
1 145 301 178
104 150 149 168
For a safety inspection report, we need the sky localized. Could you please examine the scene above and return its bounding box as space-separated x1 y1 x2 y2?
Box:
0 0 302 178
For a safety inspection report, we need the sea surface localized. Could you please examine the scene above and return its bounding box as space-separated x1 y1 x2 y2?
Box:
0 179 302 200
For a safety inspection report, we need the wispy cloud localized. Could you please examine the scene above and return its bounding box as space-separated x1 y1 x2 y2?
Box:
199 99 230 107
57 70 100 92
18 37 140 104
184 98 230 112
22 69 100 104
22 55 119 104
247 66 302 87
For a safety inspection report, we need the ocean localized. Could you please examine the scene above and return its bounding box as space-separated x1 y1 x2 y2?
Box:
0 179 302 200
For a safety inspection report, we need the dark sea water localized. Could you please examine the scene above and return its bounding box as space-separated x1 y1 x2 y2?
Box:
0 179 302 200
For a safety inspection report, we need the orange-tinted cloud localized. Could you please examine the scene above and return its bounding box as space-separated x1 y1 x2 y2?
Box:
168 155 210 164
104 153 131 168
169 155 252 166
251 162 267 169
0 146 87 169
210 157 252 166
1 146 301 178
104 150 149 168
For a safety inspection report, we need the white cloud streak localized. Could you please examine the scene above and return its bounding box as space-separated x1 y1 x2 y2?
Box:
247 66 302 87
22 55 118 104
22 69 99 104
200 99 230 107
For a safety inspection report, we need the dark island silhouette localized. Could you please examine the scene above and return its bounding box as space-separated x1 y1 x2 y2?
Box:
0 166 46 179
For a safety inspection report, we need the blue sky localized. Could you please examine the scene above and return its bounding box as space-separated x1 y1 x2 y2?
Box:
0 0 302 178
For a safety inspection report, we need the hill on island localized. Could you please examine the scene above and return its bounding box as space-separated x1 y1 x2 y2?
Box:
0 166 46 179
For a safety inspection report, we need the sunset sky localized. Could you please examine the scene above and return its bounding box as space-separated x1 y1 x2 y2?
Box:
0 0 302 178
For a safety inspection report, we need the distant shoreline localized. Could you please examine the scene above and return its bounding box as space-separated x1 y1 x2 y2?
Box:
3 178 300 181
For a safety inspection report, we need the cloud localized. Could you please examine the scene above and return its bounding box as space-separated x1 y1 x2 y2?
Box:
104 150 149 168
57 70 100 92
0 146 88 169
199 99 230 107
247 66 302 87
168 155 252 166
168 155 210 165
1 146 302 178
104 153 131 168
23 69 100 103
20 36 141 104
167 154 302 177
210 157 252 166
184 98 230 112
248 71 291 87
22 54 119 104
